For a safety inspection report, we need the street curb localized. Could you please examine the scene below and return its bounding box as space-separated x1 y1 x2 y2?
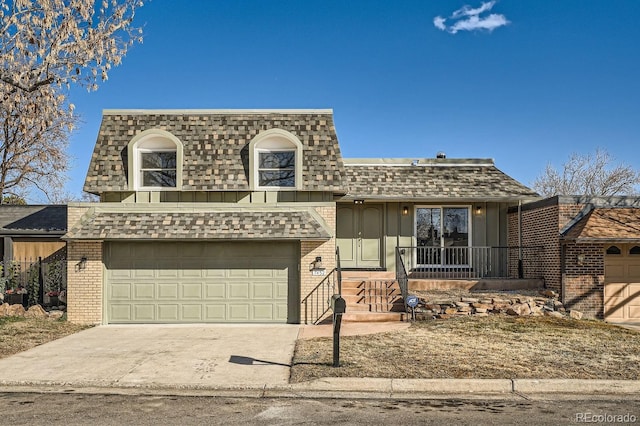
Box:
513 379 640 394
2 378 640 399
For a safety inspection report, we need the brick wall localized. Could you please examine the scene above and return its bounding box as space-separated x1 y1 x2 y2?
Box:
66 240 103 324
300 205 336 318
508 204 561 291
562 242 604 318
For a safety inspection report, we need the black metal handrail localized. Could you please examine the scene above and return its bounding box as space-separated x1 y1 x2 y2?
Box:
301 247 343 325
395 247 409 315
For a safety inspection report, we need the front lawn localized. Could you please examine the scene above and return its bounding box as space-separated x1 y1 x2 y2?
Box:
0 317 89 359
291 316 640 383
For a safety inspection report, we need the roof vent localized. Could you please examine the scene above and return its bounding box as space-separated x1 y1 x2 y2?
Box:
411 159 419 166
436 152 446 159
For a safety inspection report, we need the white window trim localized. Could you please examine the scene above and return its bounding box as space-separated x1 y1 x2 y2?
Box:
413 205 473 268
137 148 178 191
127 129 183 191
249 129 303 191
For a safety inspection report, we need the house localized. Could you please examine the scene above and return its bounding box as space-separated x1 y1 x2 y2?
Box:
508 196 640 323
0 205 67 262
65 109 540 325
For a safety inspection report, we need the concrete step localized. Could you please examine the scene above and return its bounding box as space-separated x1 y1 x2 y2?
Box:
345 301 405 311
340 270 395 280
341 311 407 322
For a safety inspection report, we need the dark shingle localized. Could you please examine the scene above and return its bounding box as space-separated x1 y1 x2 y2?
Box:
343 160 538 200
65 210 331 241
0 206 67 234
84 110 347 194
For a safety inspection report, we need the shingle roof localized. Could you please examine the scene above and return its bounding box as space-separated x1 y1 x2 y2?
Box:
64 210 332 241
0 205 67 235
84 110 347 194
562 208 640 241
342 159 539 201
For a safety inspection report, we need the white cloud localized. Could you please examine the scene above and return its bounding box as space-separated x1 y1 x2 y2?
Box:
449 13 510 34
433 16 447 31
451 1 496 19
433 1 509 34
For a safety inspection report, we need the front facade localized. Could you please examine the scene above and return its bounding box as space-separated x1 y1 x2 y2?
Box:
508 196 640 322
66 109 539 325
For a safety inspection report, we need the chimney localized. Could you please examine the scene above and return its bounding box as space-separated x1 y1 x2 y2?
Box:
436 152 446 159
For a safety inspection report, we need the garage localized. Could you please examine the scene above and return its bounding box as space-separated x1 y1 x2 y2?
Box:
105 241 299 324
604 244 640 323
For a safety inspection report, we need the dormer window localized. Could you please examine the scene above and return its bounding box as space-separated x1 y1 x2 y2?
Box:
258 150 295 187
140 149 177 188
127 129 183 191
249 129 303 190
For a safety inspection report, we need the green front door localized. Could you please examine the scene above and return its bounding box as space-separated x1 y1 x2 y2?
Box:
336 204 383 268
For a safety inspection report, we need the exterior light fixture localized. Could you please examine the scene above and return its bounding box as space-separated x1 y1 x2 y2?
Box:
353 199 364 205
476 206 482 215
402 206 409 216
77 256 88 271
577 254 585 266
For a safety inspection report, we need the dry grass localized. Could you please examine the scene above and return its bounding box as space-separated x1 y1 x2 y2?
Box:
0 317 90 359
291 316 640 383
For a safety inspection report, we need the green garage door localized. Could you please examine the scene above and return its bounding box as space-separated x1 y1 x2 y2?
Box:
105 241 299 324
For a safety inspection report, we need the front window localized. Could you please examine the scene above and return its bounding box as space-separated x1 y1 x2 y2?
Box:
416 206 470 266
258 150 295 187
139 150 177 188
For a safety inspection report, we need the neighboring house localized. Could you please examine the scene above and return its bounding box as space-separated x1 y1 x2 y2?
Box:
65 109 539 325
0 205 67 262
508 196 640 323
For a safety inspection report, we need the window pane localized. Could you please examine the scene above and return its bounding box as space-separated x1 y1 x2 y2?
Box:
142 170 177 187
141 152 176 169
259 151 295 169
606 246 621 255
259 170 295 187
443 208 469 247
416 208 440 247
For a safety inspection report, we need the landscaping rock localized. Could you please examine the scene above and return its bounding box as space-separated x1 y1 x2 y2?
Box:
48 311 64 320
474 307 488 314
506 307 520 316
0 302 10 317
8 304 26 317
545 310 564 318
472 303 492 310
460 297 480 304
425 304 441 312
25 304 48 319
541 290 558 298
454 301 469 308
435 314 451 320
569 310 583 320
457 306 472 313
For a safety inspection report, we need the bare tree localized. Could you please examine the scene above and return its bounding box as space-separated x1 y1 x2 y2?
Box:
532 148 640 197
0 88 77 203
0 0 144 202
1 0 143 94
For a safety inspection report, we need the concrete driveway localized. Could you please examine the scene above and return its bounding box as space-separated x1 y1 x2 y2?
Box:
0 324 300 390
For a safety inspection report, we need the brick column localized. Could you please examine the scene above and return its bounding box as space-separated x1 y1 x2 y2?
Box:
300 206 336 321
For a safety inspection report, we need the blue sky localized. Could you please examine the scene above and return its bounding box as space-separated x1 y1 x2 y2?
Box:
61 0 640 200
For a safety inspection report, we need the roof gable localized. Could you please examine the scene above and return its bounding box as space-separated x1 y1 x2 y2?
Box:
562 208 640 241
84 110 347 194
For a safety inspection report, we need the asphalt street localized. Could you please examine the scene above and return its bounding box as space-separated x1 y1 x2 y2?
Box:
2 393 639 425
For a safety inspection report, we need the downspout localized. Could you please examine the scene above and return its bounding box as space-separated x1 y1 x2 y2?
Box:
518 200 523 278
